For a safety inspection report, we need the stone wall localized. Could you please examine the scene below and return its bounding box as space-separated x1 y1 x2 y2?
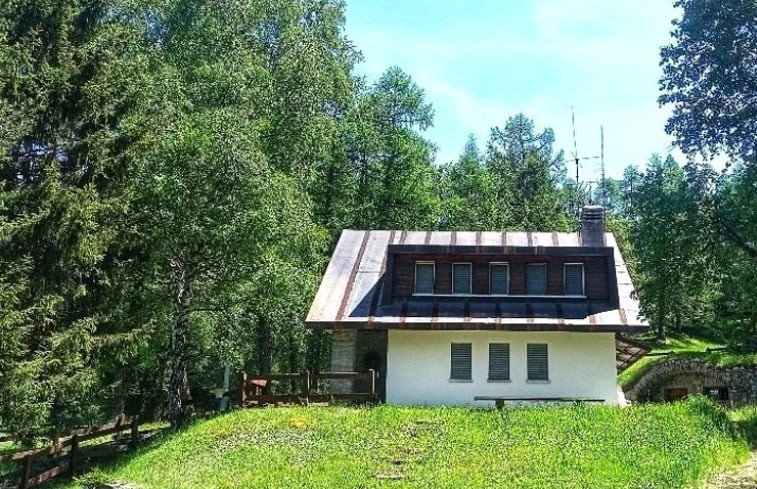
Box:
626 357 757 406
329 329 388 398
330 329 357 394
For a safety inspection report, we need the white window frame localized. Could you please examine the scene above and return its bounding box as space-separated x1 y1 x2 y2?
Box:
488 262 509 296
451 262 473 295
525 262 548 295
563 262 585 297
413 261 435 295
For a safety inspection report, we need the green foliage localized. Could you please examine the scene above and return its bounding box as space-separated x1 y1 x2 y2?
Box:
59 401 749 489
438 115 573 232
660 0 757 162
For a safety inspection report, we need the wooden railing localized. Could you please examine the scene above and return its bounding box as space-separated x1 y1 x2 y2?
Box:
240 370 378 407
4 416 139 489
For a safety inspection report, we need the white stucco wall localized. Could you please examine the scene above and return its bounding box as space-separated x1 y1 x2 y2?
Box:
386 330 619 406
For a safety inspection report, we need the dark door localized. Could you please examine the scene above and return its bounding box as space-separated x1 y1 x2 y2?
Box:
664 388 689 402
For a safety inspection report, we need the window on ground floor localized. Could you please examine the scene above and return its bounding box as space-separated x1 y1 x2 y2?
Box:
488 343 510 381
527 343 549 381
450 343 472 380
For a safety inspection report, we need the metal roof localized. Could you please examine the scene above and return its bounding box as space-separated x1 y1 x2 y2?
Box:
307 230 648 332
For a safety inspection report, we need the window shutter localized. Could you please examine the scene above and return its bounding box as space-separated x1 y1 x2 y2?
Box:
564 264 584 295
450 343 472 380
527 343 549 381
488 343 510 380
526 264 547 295
452 263 472 294
489 264 509 295
415 262 435 294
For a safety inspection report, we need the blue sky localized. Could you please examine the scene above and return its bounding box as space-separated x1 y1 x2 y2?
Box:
344 0 686 179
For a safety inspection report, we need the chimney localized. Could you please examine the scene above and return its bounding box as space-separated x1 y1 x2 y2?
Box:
580 205 605 247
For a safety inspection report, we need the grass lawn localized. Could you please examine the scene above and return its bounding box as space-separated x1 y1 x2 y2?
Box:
0 440 17 476
618 335 757 390
58 398 751 489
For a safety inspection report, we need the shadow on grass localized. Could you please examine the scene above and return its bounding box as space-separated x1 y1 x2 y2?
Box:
731 407 757 449
49 412 230 488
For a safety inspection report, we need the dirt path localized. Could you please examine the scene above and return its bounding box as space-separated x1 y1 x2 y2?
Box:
701 451 757 488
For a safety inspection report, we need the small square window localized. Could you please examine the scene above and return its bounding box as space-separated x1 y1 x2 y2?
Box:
564 264 584 296
452 263 472 295
526 263 547 295
489 263 509 295
451 343 472 380
415 262 435 294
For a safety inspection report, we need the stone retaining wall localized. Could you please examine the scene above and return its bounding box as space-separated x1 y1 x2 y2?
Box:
626 357 757 406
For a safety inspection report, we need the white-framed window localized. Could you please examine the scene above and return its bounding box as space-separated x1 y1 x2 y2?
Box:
526 263 548 295
452 262 472 295
488 343 510 381
564 263 585 296
527 343 549 381
414 261 435 295
450 342 472 380
489 262 509 295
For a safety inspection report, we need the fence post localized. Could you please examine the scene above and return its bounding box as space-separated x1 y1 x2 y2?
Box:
69 434 79 477
21 454 31 489
130 417 139 447
240 372 247 406
370 369 376 401
301 371 310 406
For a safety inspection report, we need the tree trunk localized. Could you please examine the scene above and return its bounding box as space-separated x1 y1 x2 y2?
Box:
656 300 667 341
169 259 192 428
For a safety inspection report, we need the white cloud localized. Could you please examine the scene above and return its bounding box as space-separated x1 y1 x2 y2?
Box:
345 1 709 178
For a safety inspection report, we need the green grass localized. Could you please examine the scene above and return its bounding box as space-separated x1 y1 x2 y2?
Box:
57 398 750 489
729 406 757 448
618 334 757 390
0 440 17 476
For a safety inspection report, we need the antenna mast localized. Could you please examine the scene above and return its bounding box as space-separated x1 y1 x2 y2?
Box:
600 125 605 205
572 107 579 185
570 107 600 211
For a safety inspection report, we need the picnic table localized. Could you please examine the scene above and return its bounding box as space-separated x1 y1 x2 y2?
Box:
473 396 605 409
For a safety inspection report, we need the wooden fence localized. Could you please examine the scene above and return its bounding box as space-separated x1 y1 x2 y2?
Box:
240 370 378 407
4 416 139 489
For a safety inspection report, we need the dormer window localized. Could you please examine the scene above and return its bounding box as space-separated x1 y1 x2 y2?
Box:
489 263 509 295
452 263 472 295
526 263 547 295
414 261 435 294
564 263 584 296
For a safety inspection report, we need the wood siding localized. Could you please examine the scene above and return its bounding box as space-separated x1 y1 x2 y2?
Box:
392 254 609 300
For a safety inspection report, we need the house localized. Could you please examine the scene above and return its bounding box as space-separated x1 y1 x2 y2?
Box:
306 206 649 406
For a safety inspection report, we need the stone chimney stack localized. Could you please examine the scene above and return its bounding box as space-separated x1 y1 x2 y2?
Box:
580 205 605 247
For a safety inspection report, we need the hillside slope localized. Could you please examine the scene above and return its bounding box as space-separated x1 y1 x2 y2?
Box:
64 399 749 489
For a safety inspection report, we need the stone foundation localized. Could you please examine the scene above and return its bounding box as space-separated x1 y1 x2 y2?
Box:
626 357 757 406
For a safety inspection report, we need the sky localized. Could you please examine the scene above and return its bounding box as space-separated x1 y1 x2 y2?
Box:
344 0 687 180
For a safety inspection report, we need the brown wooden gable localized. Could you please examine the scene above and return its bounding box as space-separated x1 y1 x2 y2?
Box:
306 230 648 332
390 252 610 299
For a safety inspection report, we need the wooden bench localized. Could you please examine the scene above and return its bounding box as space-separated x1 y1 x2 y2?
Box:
473 396 605 409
